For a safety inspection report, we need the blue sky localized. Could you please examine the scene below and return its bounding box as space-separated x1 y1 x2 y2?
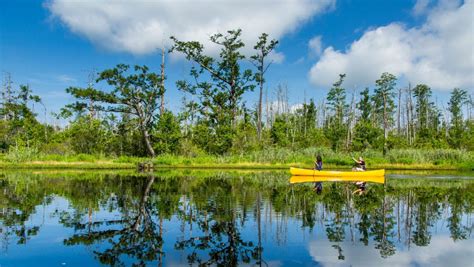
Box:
1 0 472 123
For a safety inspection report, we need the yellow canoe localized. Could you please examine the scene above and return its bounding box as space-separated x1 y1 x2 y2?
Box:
290 175 385 184
290 167 385 177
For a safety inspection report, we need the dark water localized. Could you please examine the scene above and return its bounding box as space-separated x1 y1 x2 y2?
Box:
0 170 473 267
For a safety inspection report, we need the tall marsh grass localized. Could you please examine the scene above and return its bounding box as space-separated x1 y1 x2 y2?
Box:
1 146 472 170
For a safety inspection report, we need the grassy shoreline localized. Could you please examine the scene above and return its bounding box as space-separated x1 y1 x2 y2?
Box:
1 148 472 171
0 160 471 171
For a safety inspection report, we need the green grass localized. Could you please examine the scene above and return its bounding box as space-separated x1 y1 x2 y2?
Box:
0 148 472 170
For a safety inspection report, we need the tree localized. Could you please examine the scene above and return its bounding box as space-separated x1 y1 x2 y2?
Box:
358 88 371 122
270 115 290 147
171 29 255 154
303 99 317 134
413 84 433 144
152 110 182 155
448 88 468 148
65 116 109 154
373 72 397 155
0 84 45 150
325 74 348 151
65 64 162 157
353 88 382 151
250 33 278 141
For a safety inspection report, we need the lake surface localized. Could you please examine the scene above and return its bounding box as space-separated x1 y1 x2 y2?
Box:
0 170 473 266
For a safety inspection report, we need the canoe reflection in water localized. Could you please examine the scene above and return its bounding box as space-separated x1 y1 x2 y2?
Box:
291 175 384 196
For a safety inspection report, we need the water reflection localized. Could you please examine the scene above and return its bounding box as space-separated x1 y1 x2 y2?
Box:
0 170 473 266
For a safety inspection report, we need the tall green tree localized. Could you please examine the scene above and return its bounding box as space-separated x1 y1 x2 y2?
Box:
65 64 162 157
358 88 371 121
325 74 348 151
250 33 278 140
373 72 397 154
270 115 290 147
448 88 468 148
413 84 433 144
353 88 381 150
171 29 255 154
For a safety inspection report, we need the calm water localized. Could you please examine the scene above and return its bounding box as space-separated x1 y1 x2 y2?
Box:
0 170 473 267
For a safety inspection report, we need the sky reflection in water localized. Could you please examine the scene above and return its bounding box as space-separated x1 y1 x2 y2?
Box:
0 170 472 266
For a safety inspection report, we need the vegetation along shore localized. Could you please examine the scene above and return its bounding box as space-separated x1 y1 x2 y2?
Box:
1 148 472 170
1 30 473 170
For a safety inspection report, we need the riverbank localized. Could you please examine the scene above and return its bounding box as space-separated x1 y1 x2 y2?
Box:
1 148 472 170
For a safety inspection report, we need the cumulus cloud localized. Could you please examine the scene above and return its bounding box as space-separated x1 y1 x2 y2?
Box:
309 0 474 91
46 0 335 59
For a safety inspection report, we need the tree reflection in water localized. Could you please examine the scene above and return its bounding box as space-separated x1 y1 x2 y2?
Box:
174 178 260 266
0 171 473 266
60 175 164 266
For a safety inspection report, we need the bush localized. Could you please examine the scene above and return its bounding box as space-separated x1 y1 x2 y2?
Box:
5 145 39 163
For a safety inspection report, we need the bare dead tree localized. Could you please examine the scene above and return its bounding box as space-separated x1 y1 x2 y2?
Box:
397 88 402 135
87 69 97 119
160 47 166 115
2 72 13 121
345 88 356 150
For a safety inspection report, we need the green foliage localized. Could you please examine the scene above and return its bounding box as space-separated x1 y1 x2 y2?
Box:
231 115 258 154
65 64 162 157
373 72 397 126
1 34 473 165
270 116 290 147
448 88 468 148
357 88 371 121
65 116 110 155
250 33 278 139
325 74 348 151
352 120 383 151
152 111 182 155
5 144 39 163
172 29 255 154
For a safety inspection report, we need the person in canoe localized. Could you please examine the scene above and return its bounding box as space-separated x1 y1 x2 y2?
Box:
314 155 323 171
352 156 366 171
313 155 323 194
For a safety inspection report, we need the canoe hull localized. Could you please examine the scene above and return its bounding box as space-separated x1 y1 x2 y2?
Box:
290 175 385 184
290 167 385 177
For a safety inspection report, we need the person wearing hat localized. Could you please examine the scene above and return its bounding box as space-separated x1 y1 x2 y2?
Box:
352 156 366 171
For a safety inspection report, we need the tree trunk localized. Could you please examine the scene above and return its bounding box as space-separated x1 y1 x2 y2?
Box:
383 92 388 155
346 90 356 150
132 175 155 231
407 83 416 144
265 87 270 128
142 127 156 158
397 88 401 135
230 80 237 128
257 74 263 140
160 47 165 115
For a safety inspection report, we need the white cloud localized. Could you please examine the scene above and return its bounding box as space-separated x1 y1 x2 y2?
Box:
46 0 335 59
309 35 323 57
57 74 76 83
268 51 285 64
308 0 474 91
413 0 432 16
